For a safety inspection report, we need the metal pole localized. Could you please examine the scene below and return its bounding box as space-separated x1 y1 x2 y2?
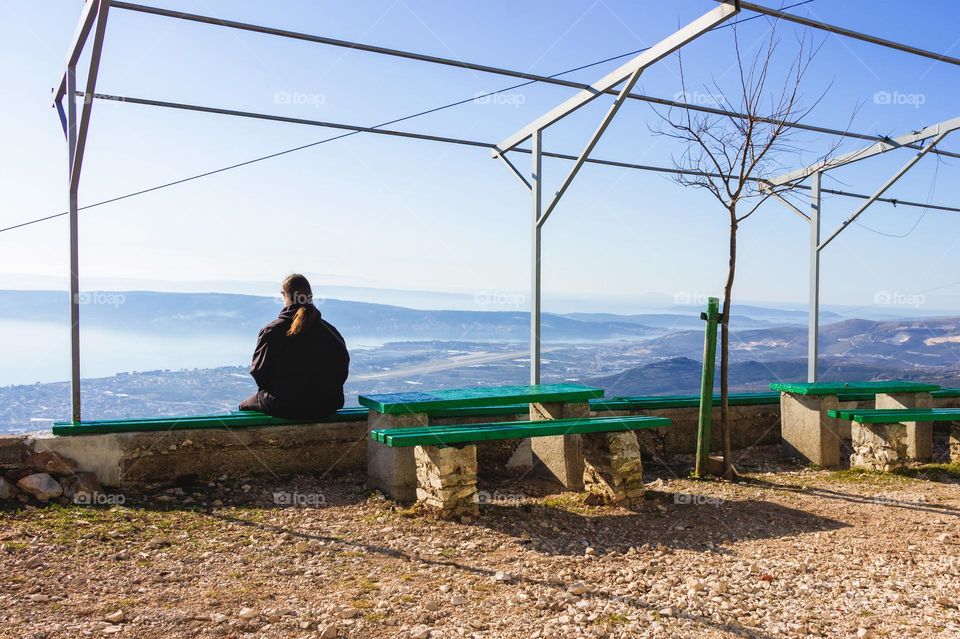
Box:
64 1 109 423
67 66 81 422
807 172 821 383
530 130 542 385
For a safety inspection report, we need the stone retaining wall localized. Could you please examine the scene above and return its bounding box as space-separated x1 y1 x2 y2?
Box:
2 396 955 489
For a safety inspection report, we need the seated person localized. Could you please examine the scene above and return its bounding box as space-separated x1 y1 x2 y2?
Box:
239 274 349 420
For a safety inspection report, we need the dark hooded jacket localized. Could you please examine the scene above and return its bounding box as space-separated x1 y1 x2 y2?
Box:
248 304 349 419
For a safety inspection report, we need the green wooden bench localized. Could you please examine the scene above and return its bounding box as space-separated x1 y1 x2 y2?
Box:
828 408 960 422
770 381 941 396
51 387 960 436
51 409 369 435
360 384 671 515
371 414 671 447
827 408 960 471
359 384 604 414
771 381 941 468
45 391 773 437
360 384 603 503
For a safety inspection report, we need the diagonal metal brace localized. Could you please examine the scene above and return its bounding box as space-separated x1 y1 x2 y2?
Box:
537 65 644 228
819 131 950 250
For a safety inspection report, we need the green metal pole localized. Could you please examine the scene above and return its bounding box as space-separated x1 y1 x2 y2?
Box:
695 297 720 477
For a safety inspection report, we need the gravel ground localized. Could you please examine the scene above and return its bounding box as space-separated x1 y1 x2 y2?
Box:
1 446 959 639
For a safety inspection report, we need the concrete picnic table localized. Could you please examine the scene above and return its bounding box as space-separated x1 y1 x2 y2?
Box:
771 381 940 468
358 384 604 501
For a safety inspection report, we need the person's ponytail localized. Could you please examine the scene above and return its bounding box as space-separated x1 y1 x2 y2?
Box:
281 273 317 337
287 306 308 336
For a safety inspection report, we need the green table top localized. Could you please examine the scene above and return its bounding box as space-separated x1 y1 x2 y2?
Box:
770 381 940 396
358 383 604 414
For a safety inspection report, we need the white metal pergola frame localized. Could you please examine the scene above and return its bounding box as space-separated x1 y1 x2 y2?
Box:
763 117 960 381
495 1 960 385
493 1 741 384
52 0 960 421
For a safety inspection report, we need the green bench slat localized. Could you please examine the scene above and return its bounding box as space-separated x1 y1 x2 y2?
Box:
358 384 603 414
770 381 940 396
827 408 960 423
371 414 673 442
371 415 671 447
932 388 960 398
51 408 369 435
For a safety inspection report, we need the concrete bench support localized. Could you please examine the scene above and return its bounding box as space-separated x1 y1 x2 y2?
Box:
850 421 908 472
414 444 478 517
366 410 427 502
581 430 645 504
875 392 933 462
780 393 841 468
530 401 587 490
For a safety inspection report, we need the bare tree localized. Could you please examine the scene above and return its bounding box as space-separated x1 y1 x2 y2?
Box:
652 25 844 478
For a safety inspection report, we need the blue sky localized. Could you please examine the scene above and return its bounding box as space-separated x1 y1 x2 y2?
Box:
2 0 960 314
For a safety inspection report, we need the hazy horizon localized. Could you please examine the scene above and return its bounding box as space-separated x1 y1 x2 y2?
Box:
1 275 956 320
4 1 960 316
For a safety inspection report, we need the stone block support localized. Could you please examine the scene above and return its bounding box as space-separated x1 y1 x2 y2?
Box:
780 393 842 468
414 444 478 517
950 425 960 464
529 401 587 490
850 421 908 472
366 410 427 502
875 392 932 462
581 430 645 504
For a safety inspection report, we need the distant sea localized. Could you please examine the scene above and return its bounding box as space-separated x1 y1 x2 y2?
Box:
0 319 390 387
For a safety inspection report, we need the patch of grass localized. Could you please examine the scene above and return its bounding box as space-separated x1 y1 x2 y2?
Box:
351 599 375 609
903 463 960 482
541 492 594 514
394 505 422 518
827 468 913 485
3 503 236 548
224 507 269 523
596 613 629 626
362 488 385 501
356 578 380 594
364 611 387 623
439 547 457 558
